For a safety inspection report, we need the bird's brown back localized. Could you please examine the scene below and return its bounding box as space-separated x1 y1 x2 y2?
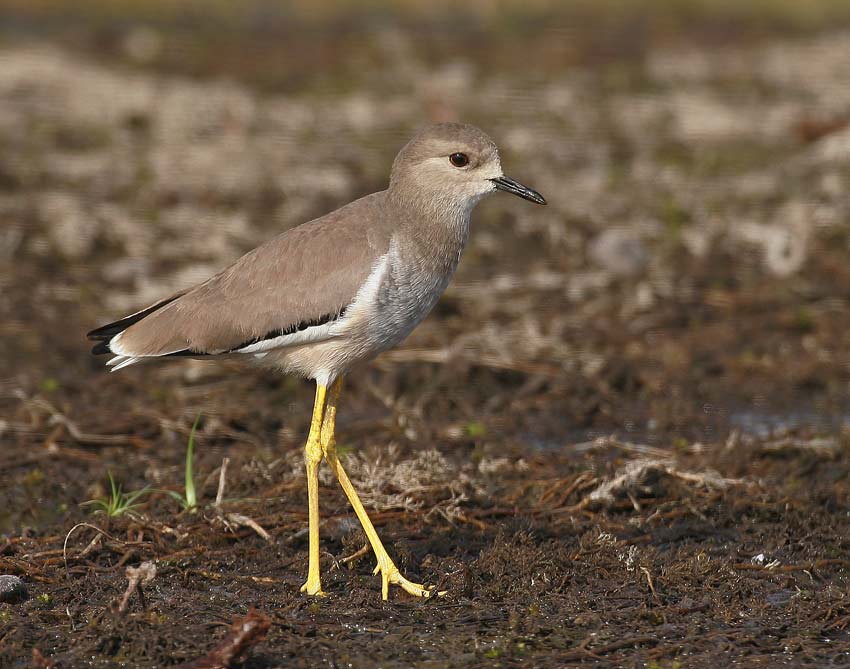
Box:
113 192 395 357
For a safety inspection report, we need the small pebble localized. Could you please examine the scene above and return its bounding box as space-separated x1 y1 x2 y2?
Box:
0 575 28 604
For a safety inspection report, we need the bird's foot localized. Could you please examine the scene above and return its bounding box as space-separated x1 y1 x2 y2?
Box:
300 577 326 597
372 558 442 600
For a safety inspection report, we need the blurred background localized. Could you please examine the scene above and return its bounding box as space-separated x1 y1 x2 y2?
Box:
2 2 850 665
3 0 850 516
4 1 850 442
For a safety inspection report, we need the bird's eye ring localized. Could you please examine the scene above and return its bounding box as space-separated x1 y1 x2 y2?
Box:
449 152 469 168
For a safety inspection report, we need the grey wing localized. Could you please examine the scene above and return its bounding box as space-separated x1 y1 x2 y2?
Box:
88 194 392 366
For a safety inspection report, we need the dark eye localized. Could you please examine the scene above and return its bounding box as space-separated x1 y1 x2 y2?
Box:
449 152 469 168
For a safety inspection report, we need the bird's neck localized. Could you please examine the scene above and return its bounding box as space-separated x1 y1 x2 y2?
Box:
388 187 473 274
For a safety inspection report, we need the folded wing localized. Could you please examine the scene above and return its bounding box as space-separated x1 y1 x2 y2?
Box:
87 194 391 368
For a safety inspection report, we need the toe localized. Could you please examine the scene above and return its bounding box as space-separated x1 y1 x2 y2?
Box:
300 581 326 597
373 559 442 599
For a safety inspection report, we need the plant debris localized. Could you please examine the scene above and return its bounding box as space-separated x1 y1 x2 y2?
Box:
175 609 271 669
116 561 156 614
585 458 743 509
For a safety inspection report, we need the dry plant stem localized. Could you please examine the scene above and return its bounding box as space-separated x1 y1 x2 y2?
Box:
62 523 121 577
215 457 230 507
340 543 371 566
586 458 744 508
78 532 102 558
175 609 271 669
640 566 659 602
538 471 595 507
210 456 269 540
117 561 156 614
224 513 271 541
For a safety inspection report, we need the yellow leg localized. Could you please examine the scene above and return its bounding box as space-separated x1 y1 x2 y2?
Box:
320 377 435 600
300 383 327 597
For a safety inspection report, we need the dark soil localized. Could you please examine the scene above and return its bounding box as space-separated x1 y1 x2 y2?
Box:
3 3 850 667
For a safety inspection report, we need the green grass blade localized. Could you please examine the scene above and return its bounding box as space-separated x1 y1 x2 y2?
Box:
124 486 151 506
163 490 189 509
185 413 201 511
107 471 118 501
80 499 108 512
81 475 149 517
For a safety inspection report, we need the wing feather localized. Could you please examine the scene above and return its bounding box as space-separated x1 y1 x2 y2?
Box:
88 192 392 361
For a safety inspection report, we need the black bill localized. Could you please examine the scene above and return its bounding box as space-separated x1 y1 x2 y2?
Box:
490 175 547 205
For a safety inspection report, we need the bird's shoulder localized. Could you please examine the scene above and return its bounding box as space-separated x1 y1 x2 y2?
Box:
170 191 395 349
229 190 394 276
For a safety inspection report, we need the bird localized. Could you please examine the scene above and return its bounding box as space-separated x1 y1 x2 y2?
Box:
87 122 546 600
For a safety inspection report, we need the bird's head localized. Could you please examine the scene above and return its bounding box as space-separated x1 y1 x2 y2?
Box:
389 122 546 212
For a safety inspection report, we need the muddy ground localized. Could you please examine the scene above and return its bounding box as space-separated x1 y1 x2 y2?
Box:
3 2 850 667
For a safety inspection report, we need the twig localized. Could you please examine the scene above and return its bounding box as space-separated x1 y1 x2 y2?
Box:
78 532 103 558
539 471 595 508
175 609 271 669
209 457 271 541
188 569 280 585
640 565 660 603
215 457 230 507
572 436 672 459
340 544 370 567
62 523 121 578
116 561 156 614
223 514 271 542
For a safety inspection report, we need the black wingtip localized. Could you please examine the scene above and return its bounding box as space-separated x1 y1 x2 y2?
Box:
87 312 147 341
86 293 183 352
87 325 116 341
